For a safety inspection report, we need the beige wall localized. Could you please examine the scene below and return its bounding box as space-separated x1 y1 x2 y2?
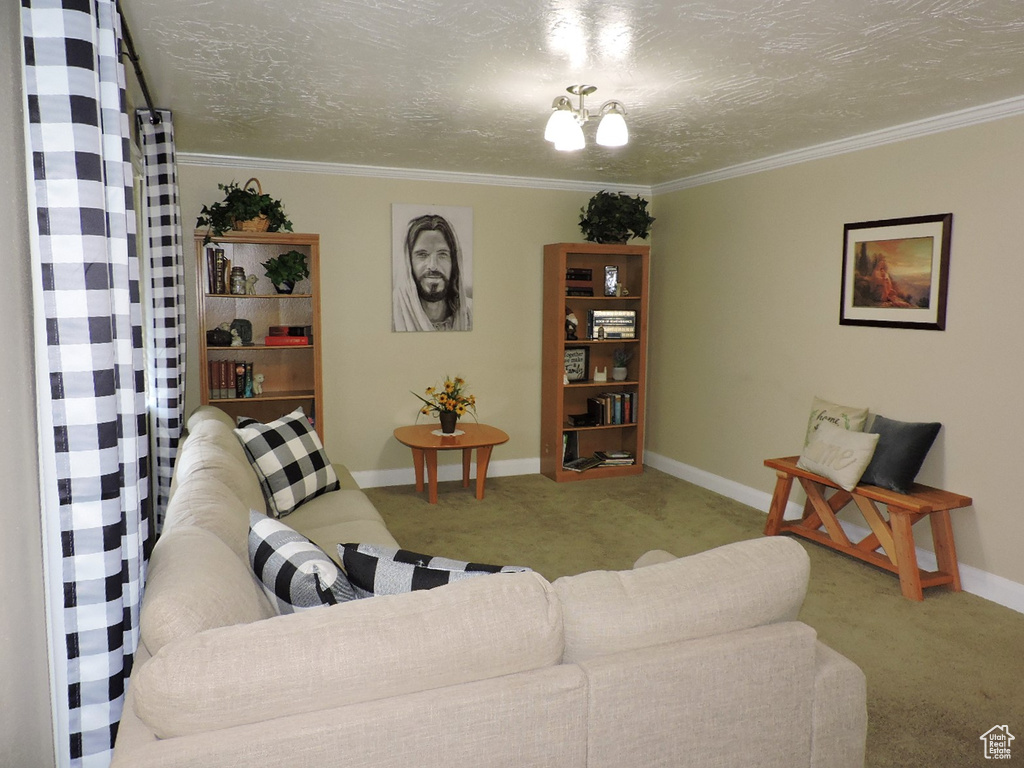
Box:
179 167 592 474
0 2 56 766
647 113 1024 587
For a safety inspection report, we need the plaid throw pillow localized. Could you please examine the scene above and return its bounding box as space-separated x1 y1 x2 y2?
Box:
339 542 531 598
249 510 356 613
234 408 340 517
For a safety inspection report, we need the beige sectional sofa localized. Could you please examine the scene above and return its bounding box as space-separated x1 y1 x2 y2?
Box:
111 405 867 767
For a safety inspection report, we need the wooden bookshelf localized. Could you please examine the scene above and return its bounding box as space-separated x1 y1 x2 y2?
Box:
194 231 325 440
540 242 650 481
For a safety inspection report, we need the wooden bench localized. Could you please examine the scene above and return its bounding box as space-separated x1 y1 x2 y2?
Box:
763 456 972 601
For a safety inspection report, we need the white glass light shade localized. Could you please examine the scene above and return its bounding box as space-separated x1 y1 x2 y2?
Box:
596 110 628 147
544 108 576 143
554 120 585 151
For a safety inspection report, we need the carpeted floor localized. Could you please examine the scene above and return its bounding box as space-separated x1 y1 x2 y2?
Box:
363 468 1024 768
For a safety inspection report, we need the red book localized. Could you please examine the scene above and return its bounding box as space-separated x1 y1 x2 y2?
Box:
264 336 309 346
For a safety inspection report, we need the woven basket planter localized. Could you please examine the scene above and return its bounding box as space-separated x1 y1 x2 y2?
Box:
232 178 272 233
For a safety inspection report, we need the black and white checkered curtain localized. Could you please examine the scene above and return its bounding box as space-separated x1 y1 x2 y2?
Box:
22 1 150 765
138 110 185 529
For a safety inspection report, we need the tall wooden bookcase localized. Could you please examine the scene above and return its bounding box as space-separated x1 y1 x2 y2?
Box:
541 242 650 481
194 231 325 440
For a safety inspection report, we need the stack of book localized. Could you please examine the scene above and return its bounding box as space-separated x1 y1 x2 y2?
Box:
208 360 256 399
595 450 635 466
565 267 594 297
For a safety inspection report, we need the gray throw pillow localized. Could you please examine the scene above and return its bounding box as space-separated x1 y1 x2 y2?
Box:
858 415 941 493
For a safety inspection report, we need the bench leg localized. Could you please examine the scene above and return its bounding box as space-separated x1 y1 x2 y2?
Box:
890 510 923 601
765 471 794 536
930 510 962 592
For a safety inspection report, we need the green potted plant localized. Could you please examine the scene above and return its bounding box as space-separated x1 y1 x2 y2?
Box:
261 250 309 294
612 346 634 381
196 178 294 244
579 190 655 244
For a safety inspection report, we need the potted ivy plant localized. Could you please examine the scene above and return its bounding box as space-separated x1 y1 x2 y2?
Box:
261 250 309 294
578 190 655 244
196 178 294 244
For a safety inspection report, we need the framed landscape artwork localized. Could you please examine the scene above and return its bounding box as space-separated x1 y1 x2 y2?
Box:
839 213 952 330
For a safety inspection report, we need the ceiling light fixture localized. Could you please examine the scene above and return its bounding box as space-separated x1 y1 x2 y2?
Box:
544 85 628 151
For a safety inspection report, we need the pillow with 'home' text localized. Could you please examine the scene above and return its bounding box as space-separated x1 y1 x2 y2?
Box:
804 395 869 446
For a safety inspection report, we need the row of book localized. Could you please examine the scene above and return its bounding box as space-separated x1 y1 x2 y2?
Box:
587 392 637 425
209 360 257 399
206 247 230 295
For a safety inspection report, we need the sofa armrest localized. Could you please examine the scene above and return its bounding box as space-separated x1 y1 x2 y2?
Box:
332 463 360 490
554 537 809 663
811 641 867 768
131 571 563 738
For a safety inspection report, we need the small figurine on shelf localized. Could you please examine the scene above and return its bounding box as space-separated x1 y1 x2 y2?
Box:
245 274 259 295
252 373 264 396
230 328 242 347
565 307 578 340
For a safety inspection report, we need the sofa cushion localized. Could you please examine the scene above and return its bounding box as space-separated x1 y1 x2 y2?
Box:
340 542 531 597
249 510 356 612
804 395 868 445
131 571 563 738
161 473 252 561
234 407 340 517
858 415 941 493
797 421 879 491
172 420 267 514
140 527 275 656
553 537 809 664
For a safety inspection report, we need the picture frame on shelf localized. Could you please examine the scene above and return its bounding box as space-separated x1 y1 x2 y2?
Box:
604 265 618 296
564 346 589 382
840 213 952 330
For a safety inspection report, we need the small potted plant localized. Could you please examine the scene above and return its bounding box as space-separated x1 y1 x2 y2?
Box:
196 178 294 244
579 190 655 244
612 347 633 381
261 250 309 294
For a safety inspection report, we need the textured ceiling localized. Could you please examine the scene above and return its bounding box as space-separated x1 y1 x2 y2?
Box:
121 0 1024 186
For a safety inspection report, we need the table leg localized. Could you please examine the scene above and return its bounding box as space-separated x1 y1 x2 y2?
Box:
930 510 962 591
474 445 495 500
462 448 472 488
424 449 439 504
890 510 923 601
411 447 425 492
764 471 794 535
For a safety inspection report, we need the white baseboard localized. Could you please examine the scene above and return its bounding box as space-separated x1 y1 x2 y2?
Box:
351 457 539 492
645 451 1024 615
355 450 1024 614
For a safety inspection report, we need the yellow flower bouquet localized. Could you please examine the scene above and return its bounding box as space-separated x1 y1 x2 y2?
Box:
413 376 477 432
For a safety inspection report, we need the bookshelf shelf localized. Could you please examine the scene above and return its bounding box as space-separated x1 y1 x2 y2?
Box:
195 231 325 440
541 242 650 482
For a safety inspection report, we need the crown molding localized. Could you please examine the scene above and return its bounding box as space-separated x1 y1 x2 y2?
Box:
652 94 1024 195
176 152 652 196
177 94 1024 198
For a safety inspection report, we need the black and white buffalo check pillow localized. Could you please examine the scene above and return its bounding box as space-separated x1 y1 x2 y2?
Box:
249 510 356 613
235 408 340 517
339 542 531 598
